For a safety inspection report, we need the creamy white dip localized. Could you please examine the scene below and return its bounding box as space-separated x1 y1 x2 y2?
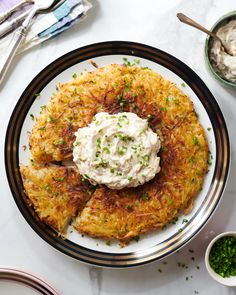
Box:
209 19 236 82
73 112 161 189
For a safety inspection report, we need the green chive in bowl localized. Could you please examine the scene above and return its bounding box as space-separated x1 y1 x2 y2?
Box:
205 11 236 89
205 231 236 286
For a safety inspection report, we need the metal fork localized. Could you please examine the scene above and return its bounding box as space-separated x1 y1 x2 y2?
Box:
0 0 65 86
0 0 33 24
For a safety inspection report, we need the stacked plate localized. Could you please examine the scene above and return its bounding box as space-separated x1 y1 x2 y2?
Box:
0 267 59 295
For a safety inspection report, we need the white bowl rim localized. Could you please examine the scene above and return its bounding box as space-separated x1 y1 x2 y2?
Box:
205 231 236 286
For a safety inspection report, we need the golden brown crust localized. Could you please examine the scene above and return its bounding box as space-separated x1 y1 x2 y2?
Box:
20 164 91 233
29 65 193 163
23 64 208 241
74 111 208 240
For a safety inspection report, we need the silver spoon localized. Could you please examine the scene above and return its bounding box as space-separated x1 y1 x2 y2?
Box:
0 0 66 39
177 13 233 56
0 0 63 86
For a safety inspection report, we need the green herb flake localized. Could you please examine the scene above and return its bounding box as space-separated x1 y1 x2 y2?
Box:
103 147 110 154
158 269 162 273
40 105 46 113
74 141 80 146
128 176 133 181
96 138 101 149
43 184 51 192
141 192 149 201
116 146 127 156
181 82 186 87
34 93 41 97
48 115 54 123
72 73 77 79
117 94 126 107
207 127 211 131
132 235 140 242
160 107 167 111
53 177 65 182
182 218 188 224
39 127 46 131
126 204 132 209
193 136 199 146
58 139 65 145
207 159 212 166
30 114 34 121
125 82 131 91
106 240 111 246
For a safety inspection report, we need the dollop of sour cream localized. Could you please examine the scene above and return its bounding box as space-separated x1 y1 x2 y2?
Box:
73 112 161 189
210 19 236 82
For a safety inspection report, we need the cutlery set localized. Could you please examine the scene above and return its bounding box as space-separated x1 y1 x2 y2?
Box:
0 0 65 86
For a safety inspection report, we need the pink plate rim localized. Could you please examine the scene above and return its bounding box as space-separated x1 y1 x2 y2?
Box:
0 266 61 295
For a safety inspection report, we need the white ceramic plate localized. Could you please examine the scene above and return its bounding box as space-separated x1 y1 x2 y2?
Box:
5 41 230 267
0 267 60 294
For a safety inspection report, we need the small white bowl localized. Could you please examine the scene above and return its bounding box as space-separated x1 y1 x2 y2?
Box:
205 231 236 286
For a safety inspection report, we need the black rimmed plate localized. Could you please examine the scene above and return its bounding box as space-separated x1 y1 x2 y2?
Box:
5 41 230 267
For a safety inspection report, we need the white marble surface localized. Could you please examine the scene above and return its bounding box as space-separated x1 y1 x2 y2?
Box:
0 0 236 294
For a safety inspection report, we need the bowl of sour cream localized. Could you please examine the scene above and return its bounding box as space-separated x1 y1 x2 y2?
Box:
205 11 236 88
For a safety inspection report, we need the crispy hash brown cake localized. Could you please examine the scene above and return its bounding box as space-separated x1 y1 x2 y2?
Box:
20 164 91 233
21 64 208 242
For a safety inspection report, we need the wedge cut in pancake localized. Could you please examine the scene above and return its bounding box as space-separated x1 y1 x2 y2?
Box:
74 111 208 241
29 65 194 163
20 163 91 233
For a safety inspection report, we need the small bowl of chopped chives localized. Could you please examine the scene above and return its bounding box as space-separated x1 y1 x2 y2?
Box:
205 232 236 286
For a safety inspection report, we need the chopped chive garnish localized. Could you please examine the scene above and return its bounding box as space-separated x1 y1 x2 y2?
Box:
209 235 236 277
141 192 149 201
132 235 140 242
53 177 65 182
193 136 199 146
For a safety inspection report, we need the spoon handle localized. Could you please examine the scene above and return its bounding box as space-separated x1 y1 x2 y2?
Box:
0 7 35 86
177 13 216 39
